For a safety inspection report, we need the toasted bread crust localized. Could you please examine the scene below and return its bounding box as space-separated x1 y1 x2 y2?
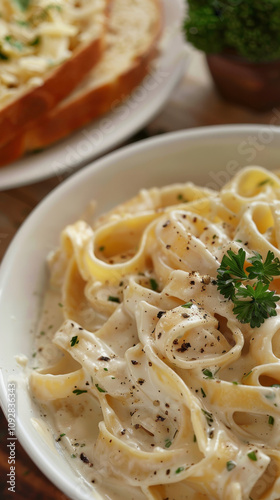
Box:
0 0 114 150
0 0 163 167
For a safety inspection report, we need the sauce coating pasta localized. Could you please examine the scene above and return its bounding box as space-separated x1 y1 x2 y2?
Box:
30 166 280 500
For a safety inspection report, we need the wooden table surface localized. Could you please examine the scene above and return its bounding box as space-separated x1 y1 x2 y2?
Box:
0 48 278 499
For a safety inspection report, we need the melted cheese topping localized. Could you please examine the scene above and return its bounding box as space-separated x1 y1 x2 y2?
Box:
30 166 280 500
0 0 106 109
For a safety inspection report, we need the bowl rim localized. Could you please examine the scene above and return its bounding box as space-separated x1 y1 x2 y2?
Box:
1 123 280 499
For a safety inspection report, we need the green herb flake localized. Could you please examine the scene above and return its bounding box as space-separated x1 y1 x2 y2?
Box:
265 392 276 400
193 434 197 442
202 369 214 379
40 331 45 336
99 246 105 251
201 387 206 398
30 35 40 46
268 415 275 426
258 178 273 187
181 302 193 309
226 460 236 471
70 335 79 347
150 278 159 291
108 296 120 303
164 438 172 448
247 451 257 461
13 0 31 11
32 352 36 358
95 384 107 393
71 454 77 458
201 408 213 424
175 466 184 474
104 368 108 372
4 35 23 51
60 433 66 437
73 389 87 396
58 302 63 308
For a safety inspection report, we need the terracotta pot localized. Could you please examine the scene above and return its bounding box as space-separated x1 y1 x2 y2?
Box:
206 53 280 111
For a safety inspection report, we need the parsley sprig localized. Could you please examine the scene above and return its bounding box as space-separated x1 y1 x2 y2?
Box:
217 249 280 328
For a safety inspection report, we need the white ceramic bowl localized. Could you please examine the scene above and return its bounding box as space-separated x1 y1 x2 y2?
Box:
1 124 280 499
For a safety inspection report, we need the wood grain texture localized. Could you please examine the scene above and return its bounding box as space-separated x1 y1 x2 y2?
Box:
0 47 279 499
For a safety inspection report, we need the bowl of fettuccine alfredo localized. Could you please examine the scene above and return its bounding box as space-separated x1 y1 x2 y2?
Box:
1 125 280 500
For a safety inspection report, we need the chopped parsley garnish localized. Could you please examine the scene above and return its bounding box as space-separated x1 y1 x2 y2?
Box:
58 302 63 308
73 389 87 396
226 460 236 471
4 35 23 51
108 296 120 303
201 408 213 424
247 451 257 461
60 433 66 437
181 302 193 308
201 387 206 398
268 415 275 426
13 0 31 11
175 466 184 474
258 178 273 187
71 454 77 458
202 369 214 379
70 335 79 347
95 384 107 393
217 249 280 328
164 438 172 448
150 278 159 291
30 36 40 46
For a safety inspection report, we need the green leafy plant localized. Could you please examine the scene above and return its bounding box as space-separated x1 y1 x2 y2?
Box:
217 249 280 328
184 0 280 63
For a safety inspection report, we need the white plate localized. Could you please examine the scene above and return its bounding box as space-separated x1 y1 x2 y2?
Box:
1 125 280 499
0 0 186 191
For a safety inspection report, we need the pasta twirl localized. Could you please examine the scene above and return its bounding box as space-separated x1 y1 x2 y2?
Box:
30 167 280 500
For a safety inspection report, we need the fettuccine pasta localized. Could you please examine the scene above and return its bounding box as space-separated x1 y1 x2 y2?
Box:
30 166 280 500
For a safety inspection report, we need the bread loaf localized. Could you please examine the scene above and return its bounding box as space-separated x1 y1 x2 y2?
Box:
0 0 162 166
0 0 109 148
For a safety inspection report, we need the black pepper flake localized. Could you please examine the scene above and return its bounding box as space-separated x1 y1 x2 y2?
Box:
98 356 110 362
80 453 90 464
137 378 145 385
156 415 166 422
131 360 138 365
166 245 171 249
181 313 189 318
157 311 166 319
190 280 195 285
162 220 170 228
177 341 191 353
158 332 162 339
173 339 179 345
